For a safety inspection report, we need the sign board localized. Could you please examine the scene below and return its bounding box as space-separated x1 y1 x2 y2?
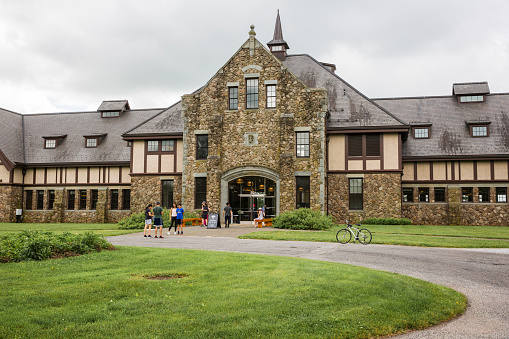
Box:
207 213 221 229
16 209 22 216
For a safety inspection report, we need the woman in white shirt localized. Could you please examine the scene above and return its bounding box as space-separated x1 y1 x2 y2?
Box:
168 203 178 235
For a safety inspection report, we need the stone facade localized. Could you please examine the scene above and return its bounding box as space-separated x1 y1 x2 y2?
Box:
131 175 183 213
0 185 22 223
181 34 327 215
328 173 402 223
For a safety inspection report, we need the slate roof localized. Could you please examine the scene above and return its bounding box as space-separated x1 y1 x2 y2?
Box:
0 107 24 166
453 82 490 95
374 93 509 158
283 54 407 130
20 108 163 165
123 101 183 137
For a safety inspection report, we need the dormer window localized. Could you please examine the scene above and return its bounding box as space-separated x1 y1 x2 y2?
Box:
465 120 490 137
98 100 130 118
459 95 484 103
86 138 98 147
45 139 56 148
453 82 489 104
471 125 488 137
271 45 283 52
84 133 107 147
102 111 120 118
410 123 432 139
413 127 429 139
42 135 67 149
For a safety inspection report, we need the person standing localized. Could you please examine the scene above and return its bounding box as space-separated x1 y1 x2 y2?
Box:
201 201 209 227
176 203 184 235
223 202 232 228
153 202 164 238
144 204 153 237
168 203 178 235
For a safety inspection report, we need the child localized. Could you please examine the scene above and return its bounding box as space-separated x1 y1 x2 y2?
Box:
176 203 184 235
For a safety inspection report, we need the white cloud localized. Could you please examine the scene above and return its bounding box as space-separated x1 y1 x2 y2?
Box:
1 0 509 113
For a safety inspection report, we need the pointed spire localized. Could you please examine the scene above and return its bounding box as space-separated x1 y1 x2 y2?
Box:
267 10 289 61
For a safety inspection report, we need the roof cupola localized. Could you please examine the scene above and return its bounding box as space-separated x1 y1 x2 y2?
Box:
267 10 289 61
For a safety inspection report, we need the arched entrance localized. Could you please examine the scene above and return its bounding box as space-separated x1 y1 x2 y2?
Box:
221 166 280 222
228 176 276 221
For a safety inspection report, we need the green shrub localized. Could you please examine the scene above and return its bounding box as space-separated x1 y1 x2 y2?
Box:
0 230 113 263
273 208 335 230
363 217 412 225
118 211 145 229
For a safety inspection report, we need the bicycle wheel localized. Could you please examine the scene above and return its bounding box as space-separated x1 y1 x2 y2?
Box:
357 229 372 245
336 229 351 244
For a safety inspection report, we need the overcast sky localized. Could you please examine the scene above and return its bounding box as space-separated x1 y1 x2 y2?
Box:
1 0 508 114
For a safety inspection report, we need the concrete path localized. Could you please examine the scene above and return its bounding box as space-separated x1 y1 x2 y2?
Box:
108 225 509 338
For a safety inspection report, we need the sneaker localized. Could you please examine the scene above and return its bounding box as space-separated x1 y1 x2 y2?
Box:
154 236 158 238
148 235 152 237
174 232 176 235
159 236 164 239
167 232 170 235
180 232 183 235
144 235 147 237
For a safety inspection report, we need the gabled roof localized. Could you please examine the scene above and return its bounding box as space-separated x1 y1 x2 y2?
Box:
453 82 490 96
374 93 509 158
22 108 163 165
283 54 407 130
97 100 130 111
0 107 24 168
123 101 183 137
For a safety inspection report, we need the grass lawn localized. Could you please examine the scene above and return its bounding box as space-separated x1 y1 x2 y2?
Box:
240 225 509 248
0 246 466 338
0 222 139 237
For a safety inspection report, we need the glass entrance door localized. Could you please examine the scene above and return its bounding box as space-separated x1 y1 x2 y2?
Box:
228 176 276 221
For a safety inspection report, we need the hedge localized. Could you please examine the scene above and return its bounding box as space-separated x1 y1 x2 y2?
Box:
273 208 335 230
362 217 412 225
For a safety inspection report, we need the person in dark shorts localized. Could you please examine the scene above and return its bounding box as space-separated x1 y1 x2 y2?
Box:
176 203 184 235
144 204 153 237
223 202 232 228
153 202 164 238
201 201 209 226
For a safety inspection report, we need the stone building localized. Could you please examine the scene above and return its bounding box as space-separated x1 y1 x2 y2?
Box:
1 12 508 225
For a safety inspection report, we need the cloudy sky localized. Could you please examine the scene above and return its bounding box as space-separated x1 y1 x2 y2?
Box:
1 0 508 114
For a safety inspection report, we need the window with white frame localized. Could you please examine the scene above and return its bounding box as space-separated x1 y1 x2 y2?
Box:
296 132 310 157
459 95 484 103
45 139 56 148
266 85 276 108
414 128 429 139
471 126 488 137
86 138 97 148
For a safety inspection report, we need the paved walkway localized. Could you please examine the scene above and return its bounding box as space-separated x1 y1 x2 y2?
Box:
108 225 509 338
